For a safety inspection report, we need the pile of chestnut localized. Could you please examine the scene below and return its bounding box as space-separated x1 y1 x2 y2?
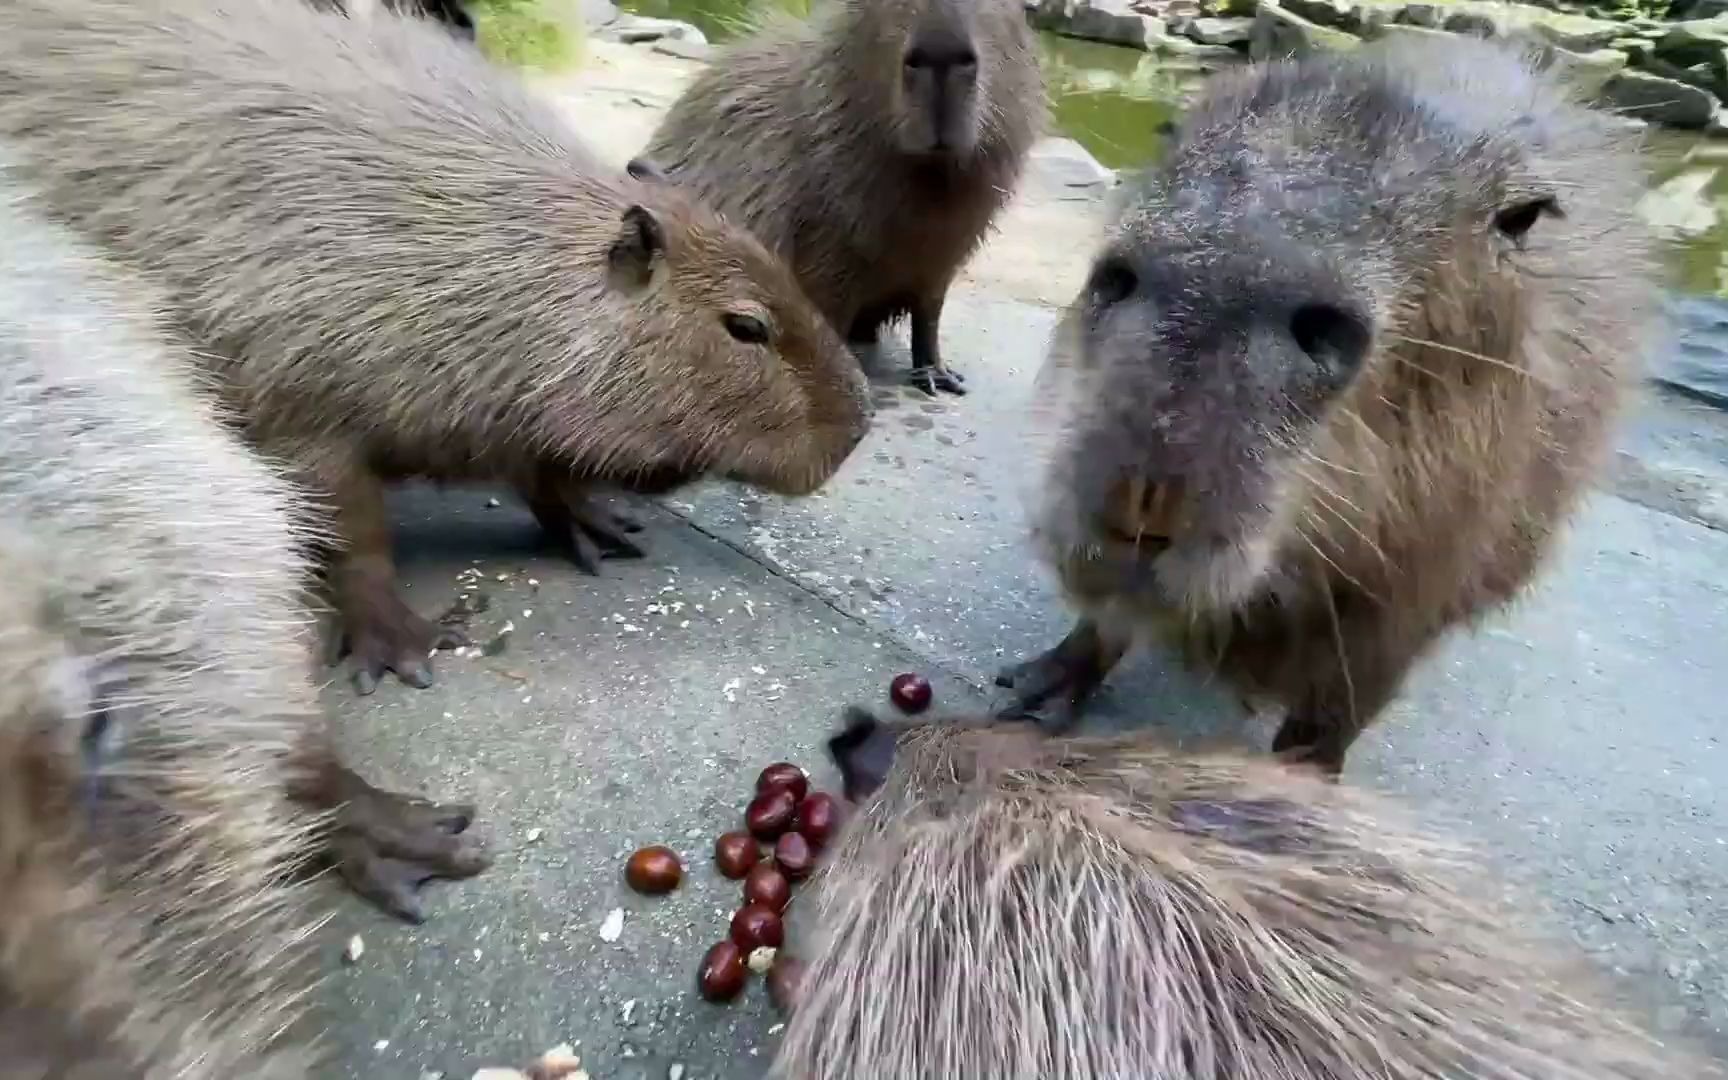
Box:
620 672 936 1014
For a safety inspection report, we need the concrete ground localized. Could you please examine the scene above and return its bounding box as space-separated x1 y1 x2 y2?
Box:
315 41 1728 1079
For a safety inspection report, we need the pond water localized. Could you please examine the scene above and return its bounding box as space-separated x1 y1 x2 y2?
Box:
615 0 1728 306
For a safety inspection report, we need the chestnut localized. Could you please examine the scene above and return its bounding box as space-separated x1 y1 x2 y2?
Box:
745 787 798 842
774 831 815 880
623 845 683 895
889 672 933 713
697 940 748 1003
766 954 806 1015
713 830 761 880
756 762 809 802
730 902 785 950
743 862 792 912
794 791 841 848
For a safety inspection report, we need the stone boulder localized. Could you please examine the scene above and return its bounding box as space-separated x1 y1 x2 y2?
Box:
1598 69 1721 129
1441 10 1500 36
1025 137 1118 200
1033 0 1172 49
1185 14 1255 44
597 13 707 44
1654 16 1728 103
1523 12 1625 52
1277 0 1360 31
1250 1 1360 59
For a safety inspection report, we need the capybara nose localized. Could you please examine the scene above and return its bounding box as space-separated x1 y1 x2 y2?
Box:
1102 476 1186 547
1288 302 1372 384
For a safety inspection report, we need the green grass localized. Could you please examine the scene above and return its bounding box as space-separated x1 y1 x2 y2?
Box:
468 0 586 71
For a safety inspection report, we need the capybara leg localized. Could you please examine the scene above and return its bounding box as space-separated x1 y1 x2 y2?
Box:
522 477 646 577
1266 616 1426 775
993 616 1130 732
289 739 491 924
907 290 965 397
325 464 467 694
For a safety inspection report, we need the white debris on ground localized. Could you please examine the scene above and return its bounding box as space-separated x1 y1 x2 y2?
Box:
598 907 625 943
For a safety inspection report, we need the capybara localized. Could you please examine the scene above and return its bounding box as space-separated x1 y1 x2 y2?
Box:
638 0 1046 396
996 35 1659 771
308 0 476 40
769 708 1715 1079
0 169 488 1077
0 0 872 694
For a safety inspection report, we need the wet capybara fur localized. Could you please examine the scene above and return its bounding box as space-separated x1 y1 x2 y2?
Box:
639 0 1046 396
0 0 871 696
997 36 1660 771
774 708 1717 1080
0 171 489 1078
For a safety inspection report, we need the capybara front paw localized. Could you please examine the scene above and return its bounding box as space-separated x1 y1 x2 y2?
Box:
341 596 468 695
328 782 492 924
558 495 648 576
909 364 967 397
992 651 1097 732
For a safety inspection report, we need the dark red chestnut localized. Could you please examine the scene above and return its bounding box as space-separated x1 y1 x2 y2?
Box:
745 787 798 841
774 831 815 880
756 762 809 802
794 791 841 848
697 940 748 1002
713 831 761 879
623 845 683 895
767 954 806 1014
889 672 933 714
730 902 786 950
743 862 792 911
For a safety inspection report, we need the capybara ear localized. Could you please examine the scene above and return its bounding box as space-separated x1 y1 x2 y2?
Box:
827 705 899 804
606 204 665 291
625 156 669 184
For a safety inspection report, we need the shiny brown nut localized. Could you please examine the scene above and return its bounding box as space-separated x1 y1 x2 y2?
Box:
697 940 748 1003
623 845 683 895
793 791 841 849
713 830 761 880
730 903 786 950
774 831 815 880
756 762 810 802
889 672 933 714
742 862 792 911
745 788 798 841
767 954 806 1014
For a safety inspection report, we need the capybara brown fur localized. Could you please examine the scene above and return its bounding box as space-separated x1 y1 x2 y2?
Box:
996 35 1660 771
775 708 1716 1080
638 0 1047 396
0 0 872 694
0 172 490 1076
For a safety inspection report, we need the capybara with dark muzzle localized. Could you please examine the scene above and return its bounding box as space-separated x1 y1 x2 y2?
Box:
638 0 1046 397
996 35 1660 772
0 0 872 696
768 708 1716 1080
0 172 492 1077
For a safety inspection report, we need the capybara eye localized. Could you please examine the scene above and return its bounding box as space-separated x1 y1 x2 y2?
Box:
1290 303 1370 380
1087 257 1137 308
903 48 928 70
1493 196 1560 245
723 313 771 345
954 49 978 69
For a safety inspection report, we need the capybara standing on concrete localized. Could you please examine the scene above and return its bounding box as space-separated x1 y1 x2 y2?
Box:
0 172 490 1076
639 0 1047 396
771 708 1714 1080
0 0 873 694
996 36 1660 771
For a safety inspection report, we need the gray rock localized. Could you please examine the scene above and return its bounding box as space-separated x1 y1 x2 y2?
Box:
652 37 713 61
1250 1 1362 58
1033 0 1174 49
597 14 708 44
1525 13 1625 53
1025 137 1117 199
578 0 619 28
1598 69 1721 129
1185 14 1254 43
1671 0 1728 18
1279 0 1359 30
1371 21 1455 42
1396 3 1440 27
1441 10 1500 36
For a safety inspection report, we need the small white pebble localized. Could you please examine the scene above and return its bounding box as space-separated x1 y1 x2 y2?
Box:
669 1066 686 1080
598 907 625 943
622 623 641 633
751 665 766 676
679 620 691 629
525 827 544 844
620 999 638 1024
470 1070 527 1080
373 1040 390 1052
485 497 502 508
528 577 540 586
747 946 778 974
341 934 365 965
523 609 533 618
767 1023 785 1036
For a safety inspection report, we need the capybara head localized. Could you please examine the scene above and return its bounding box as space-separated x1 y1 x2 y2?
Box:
585 176 873 496
1031 36 1651 616
840 0 1033 159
